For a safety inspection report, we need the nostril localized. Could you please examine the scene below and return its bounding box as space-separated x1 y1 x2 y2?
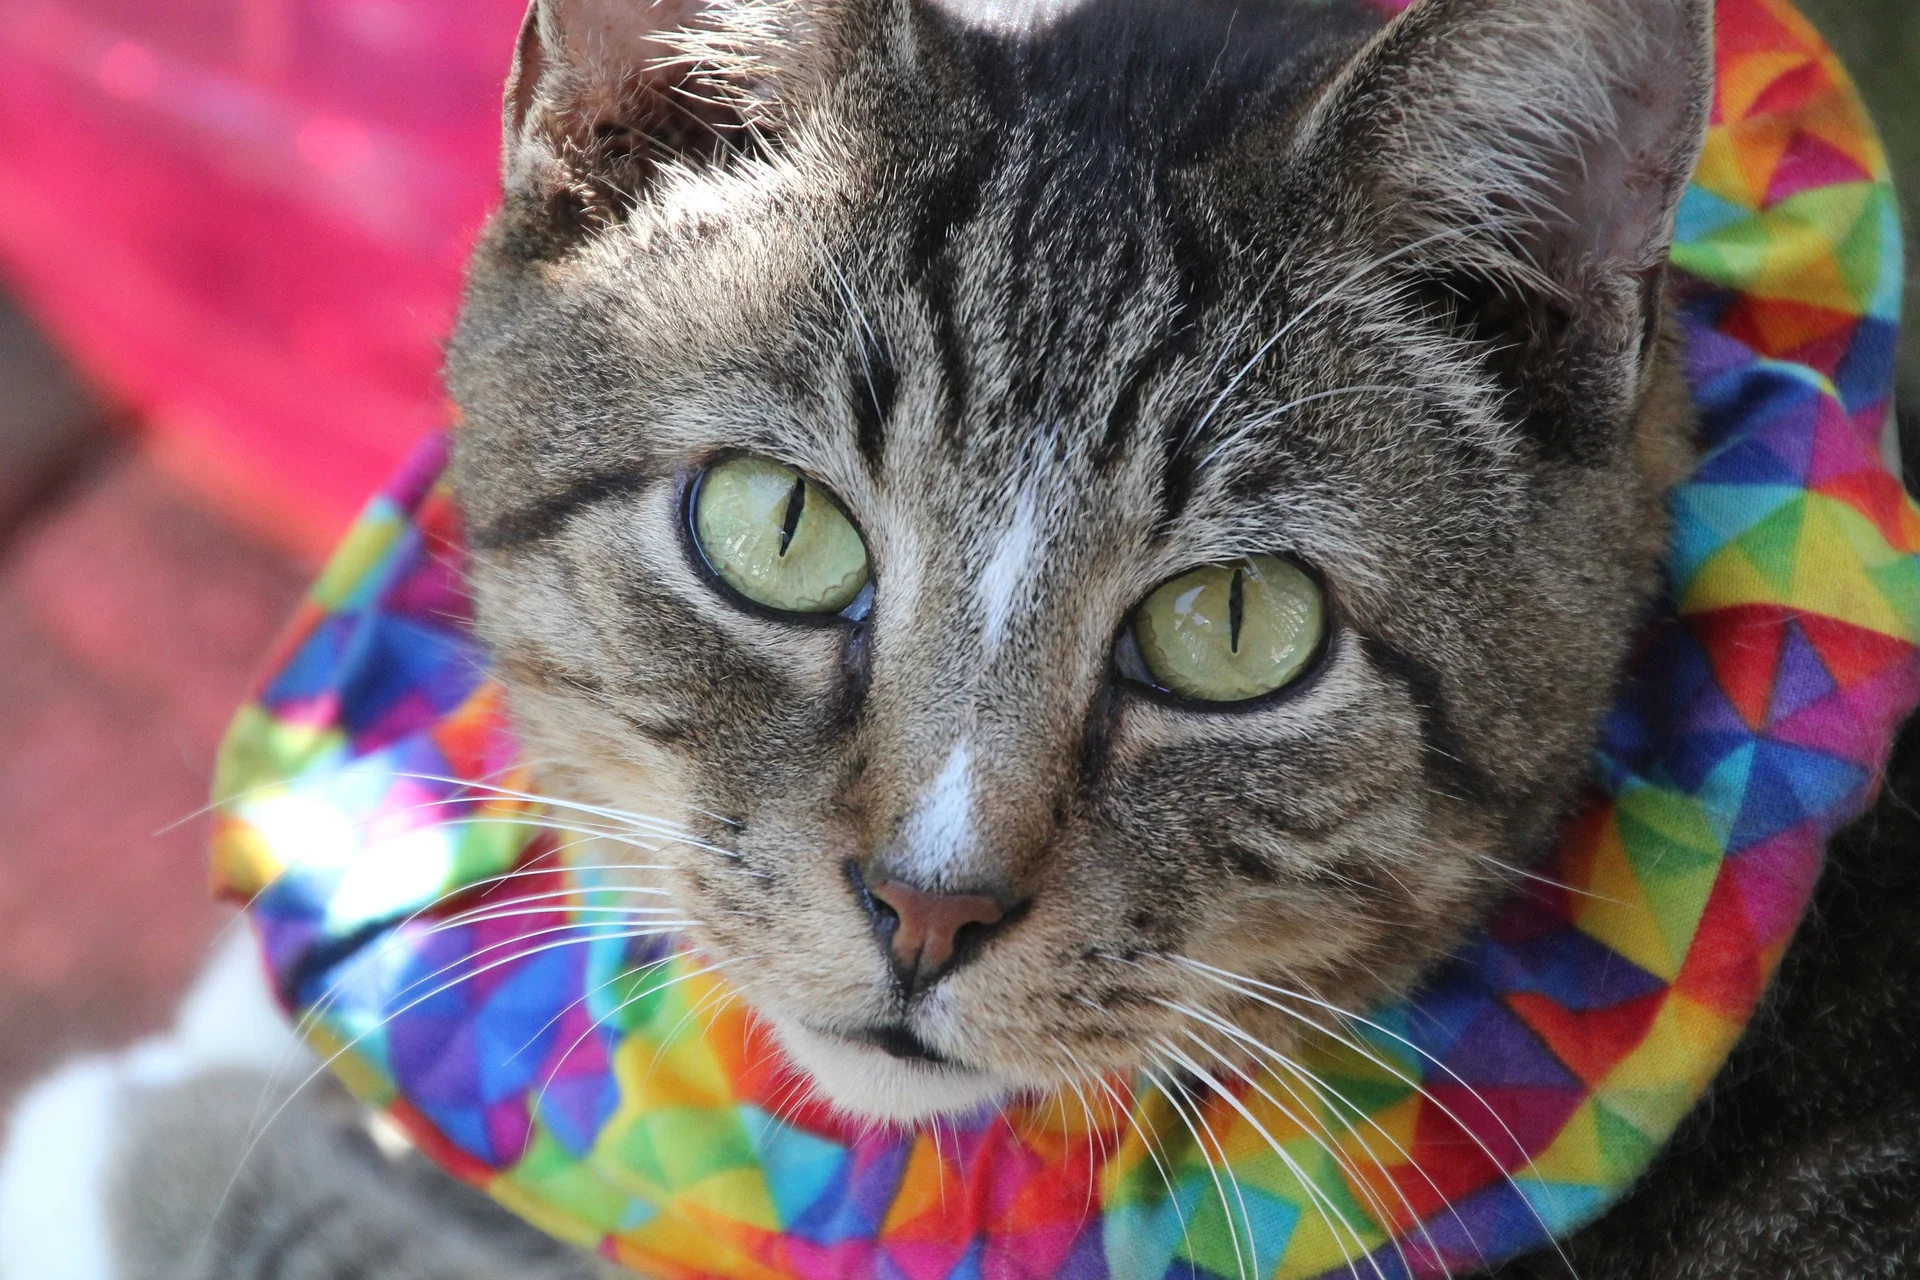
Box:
850 865 1018 996
845 860 897 936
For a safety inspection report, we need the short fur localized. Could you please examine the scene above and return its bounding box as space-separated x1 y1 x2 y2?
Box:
447 0 1703 1120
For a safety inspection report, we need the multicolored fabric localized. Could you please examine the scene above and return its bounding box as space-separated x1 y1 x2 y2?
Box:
211 0 1914 1275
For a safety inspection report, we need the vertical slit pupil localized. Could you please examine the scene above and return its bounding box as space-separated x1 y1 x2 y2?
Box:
778 475 807 556
1228 565 1245 654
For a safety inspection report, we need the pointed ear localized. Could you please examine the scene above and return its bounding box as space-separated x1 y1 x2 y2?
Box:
1291 0 1713 457
497 0 801 256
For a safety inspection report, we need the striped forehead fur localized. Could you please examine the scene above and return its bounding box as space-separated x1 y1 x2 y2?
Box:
446 0 1711 1121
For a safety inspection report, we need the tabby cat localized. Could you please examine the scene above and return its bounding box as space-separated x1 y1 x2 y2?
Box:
4 0 1916 1275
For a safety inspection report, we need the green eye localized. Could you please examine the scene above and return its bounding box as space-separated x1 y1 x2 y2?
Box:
1130 555 1325 702
693 456 870 615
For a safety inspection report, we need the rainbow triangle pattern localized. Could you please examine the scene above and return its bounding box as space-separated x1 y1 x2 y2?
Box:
211 0 1915 1275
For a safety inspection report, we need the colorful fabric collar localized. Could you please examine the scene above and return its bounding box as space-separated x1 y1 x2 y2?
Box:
212 0 1915 1274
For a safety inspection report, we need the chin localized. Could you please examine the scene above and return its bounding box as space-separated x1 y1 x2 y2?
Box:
767 1016 1012 1125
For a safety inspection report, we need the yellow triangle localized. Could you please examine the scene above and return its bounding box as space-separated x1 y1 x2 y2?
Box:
1236 1085 1316 1155
610 1025 736 1113
609 1210 789 1280
1595 992 1742 1138
674 1166 779 1232
1274 1201 1369 1280
1748 229 1862 314
1526 1099 1607 1186
1691 128 1760 210
1788 496 1909 635
301 1028 396 1107
1680 538 1798 615
310 506 405 608
1572 817 1680 980
209 814 284 901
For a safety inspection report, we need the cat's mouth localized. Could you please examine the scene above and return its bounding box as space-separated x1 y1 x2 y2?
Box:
849 1022 952 1065
767 1015 1010 1122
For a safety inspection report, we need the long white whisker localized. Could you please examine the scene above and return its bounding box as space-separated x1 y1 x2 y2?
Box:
504 951 684 1066
1153 1037 1377 1280
531 959 749 1118
1142 1060 1252 1280
196 924 673 1266
1173 956 1579 1279
385 770 738 829
1156 1000 1434 1276
1056 1035 1197 1264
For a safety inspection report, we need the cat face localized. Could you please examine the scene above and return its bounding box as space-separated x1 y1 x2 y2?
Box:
447 0 1709 1120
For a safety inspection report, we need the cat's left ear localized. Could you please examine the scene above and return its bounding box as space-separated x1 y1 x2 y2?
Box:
497 0 823 256
1277 0 1714 455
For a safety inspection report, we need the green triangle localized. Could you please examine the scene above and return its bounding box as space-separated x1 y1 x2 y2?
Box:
638 1106 757 1190
1730 498 1805 593
213 704 349 802
1307 1070 1415 1120
1867 557 1920 636
1595 1083 1697 1144
1615 787 1722 875
1670 211 1775 288
1676 483 1803 551
1590 1100 1660 1185
1181 1141 1375 1278
1774 181 1882 308
606 1108 671 1192
508 1123 635 1234
1649 863 1720 968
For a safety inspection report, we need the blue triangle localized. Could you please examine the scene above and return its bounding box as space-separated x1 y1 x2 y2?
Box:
1104 1182 1207 1280
1757 742 1866 826
1726 750 1812 849
742 1106 852 1234
1674 185 1752 242
1514 1178 1610 1235
1766 624 1840 725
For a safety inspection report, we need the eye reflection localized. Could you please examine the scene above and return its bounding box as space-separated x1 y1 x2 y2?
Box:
693 457 870 615
1129 555 1324 702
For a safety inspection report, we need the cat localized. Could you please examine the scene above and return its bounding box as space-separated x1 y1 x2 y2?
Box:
3 0 1914 1275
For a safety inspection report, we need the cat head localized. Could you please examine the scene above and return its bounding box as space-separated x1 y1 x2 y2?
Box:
446 0 1710 1122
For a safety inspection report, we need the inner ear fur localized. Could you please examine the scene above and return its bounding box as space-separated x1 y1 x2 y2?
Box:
1282 0 1714 461
498 0 821 256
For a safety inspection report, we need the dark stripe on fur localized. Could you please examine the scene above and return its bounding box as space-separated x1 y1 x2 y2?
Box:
921 256 972 450
850 338 898 473
902 142 990 450
470 467 655 550
1096 329 1177 472
1358 635 1497 806
1153 412 1203 531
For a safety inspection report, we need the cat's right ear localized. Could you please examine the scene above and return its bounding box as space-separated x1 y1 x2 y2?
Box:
1254 0 1713 462
498 0 798 257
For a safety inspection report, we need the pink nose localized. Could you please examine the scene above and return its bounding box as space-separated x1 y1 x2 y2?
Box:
862 876 1009 994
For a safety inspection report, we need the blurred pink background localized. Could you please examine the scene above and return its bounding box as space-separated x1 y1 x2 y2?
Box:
0 0 523 553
